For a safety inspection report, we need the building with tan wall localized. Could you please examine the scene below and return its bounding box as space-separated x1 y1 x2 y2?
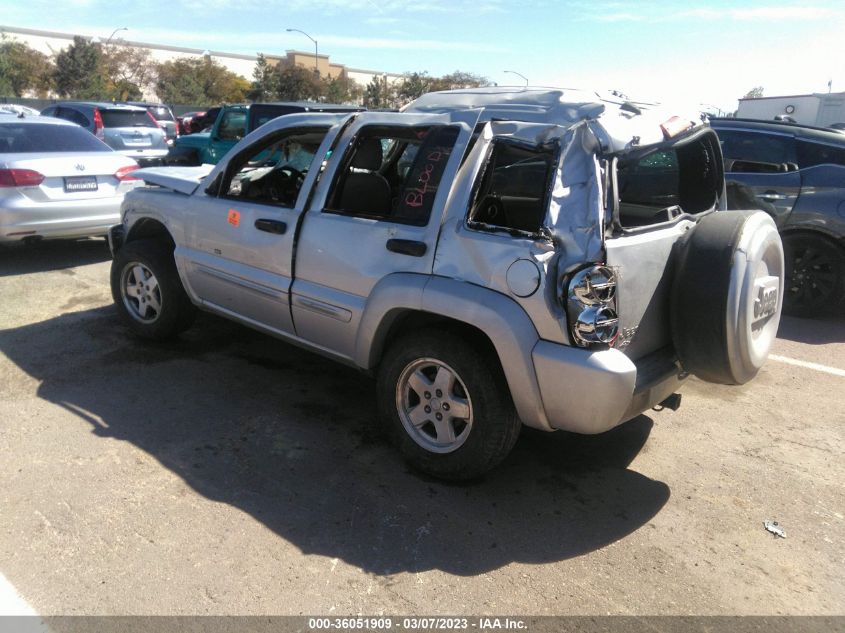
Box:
0 25 403 102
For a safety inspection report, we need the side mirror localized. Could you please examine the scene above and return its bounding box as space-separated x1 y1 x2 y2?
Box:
204 172 222 196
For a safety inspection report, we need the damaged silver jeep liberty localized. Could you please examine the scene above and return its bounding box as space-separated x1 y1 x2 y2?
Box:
108 88 785 479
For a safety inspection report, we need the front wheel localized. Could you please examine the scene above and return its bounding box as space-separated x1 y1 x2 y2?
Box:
377 329 521 480
110 239 197 340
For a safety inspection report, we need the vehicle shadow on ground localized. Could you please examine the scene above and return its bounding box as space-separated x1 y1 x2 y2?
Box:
777 314 845 345
0 307 670 576
0 238 111 277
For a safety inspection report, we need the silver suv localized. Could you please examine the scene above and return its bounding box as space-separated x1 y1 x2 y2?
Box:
41 102 169 166
107 88 785 480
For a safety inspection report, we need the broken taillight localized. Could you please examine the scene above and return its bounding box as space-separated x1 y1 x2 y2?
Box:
564 265 619 347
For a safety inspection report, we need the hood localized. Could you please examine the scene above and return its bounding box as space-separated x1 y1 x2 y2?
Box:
133 165 214 195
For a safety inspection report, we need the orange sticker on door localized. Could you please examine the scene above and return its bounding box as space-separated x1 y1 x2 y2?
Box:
227 209 241 227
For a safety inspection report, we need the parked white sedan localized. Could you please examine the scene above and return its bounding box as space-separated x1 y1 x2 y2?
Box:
0 114 140 242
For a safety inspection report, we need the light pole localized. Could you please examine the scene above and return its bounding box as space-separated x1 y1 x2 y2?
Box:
503 70 528 87
286 28 319 76
91 27 127 46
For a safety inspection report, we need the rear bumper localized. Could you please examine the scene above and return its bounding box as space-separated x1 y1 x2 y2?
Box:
532 342 685 434
0 197 123 242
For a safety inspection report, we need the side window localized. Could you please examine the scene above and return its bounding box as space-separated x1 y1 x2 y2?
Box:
218 111 246 141
467 139 555 235
796 140 845 168
325 125 460 225
41 106 57 117
718 130 795 173
62 107 90 129
221 127 329 208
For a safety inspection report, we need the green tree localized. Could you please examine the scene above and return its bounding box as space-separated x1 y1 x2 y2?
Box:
363 76 397 109
0 36 53 97
430 70 490 92
273 65 322 101
743 86 764 99
54 36 107 99
321 75 362 104
155 57 248 106
248 54 278 102
397 71 432 104
101 44 154 101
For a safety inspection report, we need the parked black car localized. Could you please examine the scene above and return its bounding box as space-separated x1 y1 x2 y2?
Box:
710 118 845 317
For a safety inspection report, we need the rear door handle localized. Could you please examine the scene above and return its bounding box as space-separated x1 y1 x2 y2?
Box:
255 218 287 234
386 239 427 257
757 191 787 201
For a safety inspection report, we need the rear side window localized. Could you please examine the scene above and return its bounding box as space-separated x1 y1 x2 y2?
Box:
59 107 91 128
718 129 796 172
796 140 845 168
218 111 247 140
248 105 299 131
0 123 111 153
468 139 555 235
100 110 156 128
148 106 174 122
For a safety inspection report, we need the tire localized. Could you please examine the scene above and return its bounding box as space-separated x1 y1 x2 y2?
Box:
782 233 844 318
376 329 521 480
670 210 784 385
110 238 197 340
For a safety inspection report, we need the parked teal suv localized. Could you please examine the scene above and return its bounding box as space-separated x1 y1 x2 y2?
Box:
166 102 362 166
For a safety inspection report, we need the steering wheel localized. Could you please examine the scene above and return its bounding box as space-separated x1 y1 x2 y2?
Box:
247 165 306 205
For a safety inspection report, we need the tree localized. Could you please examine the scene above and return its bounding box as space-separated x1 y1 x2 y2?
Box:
743 86 764 99
321 75 362 104
274 65 322 101
363 76 397 109
101 44 154 101
398 72 433 104
155 57 248 106
54 36 107 99
248 54 278 102
430 70 490 92
0 36 53 97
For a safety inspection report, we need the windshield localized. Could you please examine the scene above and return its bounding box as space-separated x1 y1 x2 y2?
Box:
0 123 112 153
101 110 156 128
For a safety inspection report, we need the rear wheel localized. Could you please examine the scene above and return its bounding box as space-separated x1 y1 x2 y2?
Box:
110 239 196 340
377 329 520 480
782 233 844 318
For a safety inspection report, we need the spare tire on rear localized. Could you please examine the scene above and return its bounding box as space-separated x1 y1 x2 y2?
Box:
670 210 784 385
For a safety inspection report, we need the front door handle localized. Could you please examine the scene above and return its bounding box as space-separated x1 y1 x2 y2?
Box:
386 239 427 257
255 218 287 234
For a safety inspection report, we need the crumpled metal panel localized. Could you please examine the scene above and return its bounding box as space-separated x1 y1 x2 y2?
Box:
433 119 605 345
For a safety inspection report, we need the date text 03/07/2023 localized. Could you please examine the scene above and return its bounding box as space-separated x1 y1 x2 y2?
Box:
307 617 528 631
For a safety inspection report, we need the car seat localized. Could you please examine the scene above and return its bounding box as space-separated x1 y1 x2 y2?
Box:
338 137 392 216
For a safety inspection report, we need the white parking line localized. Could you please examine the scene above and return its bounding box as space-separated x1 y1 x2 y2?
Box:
770 354 845 378
0 571 35 616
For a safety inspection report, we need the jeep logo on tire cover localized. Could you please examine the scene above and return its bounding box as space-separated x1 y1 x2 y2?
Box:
753 276 780 323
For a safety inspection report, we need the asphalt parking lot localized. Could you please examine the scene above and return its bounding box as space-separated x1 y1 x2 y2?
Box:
0 239 843 616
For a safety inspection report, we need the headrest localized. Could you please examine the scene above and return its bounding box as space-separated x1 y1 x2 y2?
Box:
352 137 383 171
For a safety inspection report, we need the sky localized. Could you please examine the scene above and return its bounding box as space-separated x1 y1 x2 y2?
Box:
2 0 845 112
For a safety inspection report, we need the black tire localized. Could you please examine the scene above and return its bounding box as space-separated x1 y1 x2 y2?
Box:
110 238 197 340
376 329 521 481
671 211 784 385
782 233 844 318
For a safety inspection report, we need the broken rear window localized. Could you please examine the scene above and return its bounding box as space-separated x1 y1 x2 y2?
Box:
468 139 555 235
615 131 722 227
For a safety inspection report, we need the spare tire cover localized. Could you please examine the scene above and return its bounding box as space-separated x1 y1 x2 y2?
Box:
670 210 784 385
